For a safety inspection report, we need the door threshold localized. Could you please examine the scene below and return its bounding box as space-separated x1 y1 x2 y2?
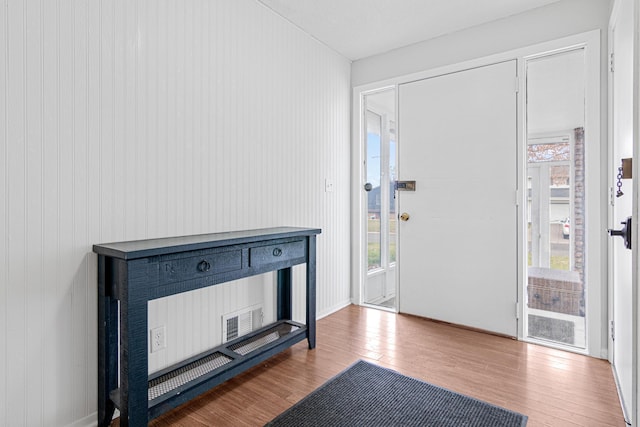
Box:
361 302 397 313
523 336 589 356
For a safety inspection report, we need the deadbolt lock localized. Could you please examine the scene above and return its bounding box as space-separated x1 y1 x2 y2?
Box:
400 213 410 222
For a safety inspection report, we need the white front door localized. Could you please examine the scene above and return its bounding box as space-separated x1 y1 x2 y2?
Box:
397 61 518 336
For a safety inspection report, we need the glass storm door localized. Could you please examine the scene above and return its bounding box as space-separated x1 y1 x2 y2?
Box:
363 89 396 309
525 49 586 348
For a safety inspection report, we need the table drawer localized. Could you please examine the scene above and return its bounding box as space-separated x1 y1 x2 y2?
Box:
249 240 305 268
160 249 242 285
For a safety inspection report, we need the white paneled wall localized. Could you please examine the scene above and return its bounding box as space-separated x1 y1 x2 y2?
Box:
0 0 351 425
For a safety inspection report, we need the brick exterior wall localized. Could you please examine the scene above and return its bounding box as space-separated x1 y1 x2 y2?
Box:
528 267 584 316
573 127 585 280
573 127 585 316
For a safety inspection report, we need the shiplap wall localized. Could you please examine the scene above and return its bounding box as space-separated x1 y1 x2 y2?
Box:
0 1 351 425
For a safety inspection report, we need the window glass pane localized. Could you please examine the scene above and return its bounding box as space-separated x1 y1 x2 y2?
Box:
366 111 382 271
363 88 396 309
550 164 570 271
528 142 571 163
389 137 396 264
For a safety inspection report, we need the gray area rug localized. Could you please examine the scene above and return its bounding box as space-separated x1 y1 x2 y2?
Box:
528 314 575 345
265 360 528 427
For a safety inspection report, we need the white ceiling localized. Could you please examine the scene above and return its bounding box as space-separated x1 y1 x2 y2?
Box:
258 0 562 61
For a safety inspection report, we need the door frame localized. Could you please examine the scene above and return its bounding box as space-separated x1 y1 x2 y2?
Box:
522 46 592 353
362 99 397 308
635 0 640 423
351 86 397 308
352 29 603 358
608 1 639 424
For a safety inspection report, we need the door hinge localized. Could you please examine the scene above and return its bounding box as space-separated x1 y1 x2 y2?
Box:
610 320 615 341
516 301 520 319
610 52 615 73
515 189 521 206
610 187 615 206
514 76 520 93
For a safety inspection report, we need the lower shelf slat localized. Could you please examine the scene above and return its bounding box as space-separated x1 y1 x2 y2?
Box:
148 351 234 401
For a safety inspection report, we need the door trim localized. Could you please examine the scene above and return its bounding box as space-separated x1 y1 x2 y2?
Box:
352 30 602 357
608 1 639 424
608 7 631 424
361 97 397 309
351 86 397 307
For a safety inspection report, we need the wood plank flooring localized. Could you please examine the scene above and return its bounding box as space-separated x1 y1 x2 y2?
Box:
115 304 625 426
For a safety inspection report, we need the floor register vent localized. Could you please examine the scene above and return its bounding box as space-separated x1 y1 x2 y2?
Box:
222 304 263 343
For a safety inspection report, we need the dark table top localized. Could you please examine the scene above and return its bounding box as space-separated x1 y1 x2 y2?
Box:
93 226 321 260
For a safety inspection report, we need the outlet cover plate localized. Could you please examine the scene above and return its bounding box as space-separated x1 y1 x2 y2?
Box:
150 326 166 353
325 178 334 192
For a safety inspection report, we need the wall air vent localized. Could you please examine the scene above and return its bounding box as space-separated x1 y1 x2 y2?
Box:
222 304 263 343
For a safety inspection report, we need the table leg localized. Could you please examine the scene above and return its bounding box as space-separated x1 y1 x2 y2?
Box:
306 235 316 349
277 267 292 320
119 259 150 426
97 255 117 427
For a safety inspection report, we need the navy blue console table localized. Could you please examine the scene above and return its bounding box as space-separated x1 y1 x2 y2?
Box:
93 227 321 427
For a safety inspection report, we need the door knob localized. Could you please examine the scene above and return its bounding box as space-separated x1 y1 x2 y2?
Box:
400 213 410 222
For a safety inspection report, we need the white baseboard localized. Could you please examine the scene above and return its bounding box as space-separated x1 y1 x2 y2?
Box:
66 413 96 427
611 364 632 425
68 409 119 427
317 299 351 320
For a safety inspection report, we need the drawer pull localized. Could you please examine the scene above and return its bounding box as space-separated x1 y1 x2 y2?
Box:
198 260 211 272
249 240 304 267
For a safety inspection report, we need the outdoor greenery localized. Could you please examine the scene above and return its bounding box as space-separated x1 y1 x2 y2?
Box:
367 217 397 269
527 251 570 271
368 242 396 269
549 255 570 270
367 218 397 233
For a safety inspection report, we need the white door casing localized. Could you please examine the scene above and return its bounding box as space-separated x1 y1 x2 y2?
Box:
397 61 518 337
352 30 601 356
609 1 634 423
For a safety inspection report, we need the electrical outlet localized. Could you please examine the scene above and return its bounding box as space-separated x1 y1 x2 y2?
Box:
150 326 166 353
325 178 334 192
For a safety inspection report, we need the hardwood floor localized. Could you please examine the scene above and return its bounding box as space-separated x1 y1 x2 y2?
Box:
115 304 625 426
